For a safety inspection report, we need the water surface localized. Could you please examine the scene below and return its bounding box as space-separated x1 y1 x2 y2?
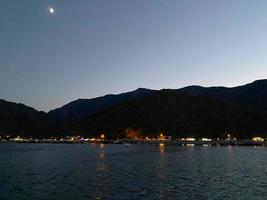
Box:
0 143 267 200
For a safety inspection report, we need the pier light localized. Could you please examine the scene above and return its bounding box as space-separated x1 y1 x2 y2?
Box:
100 134 105 139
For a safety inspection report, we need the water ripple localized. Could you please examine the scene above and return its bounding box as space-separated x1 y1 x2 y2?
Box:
0 144 267 199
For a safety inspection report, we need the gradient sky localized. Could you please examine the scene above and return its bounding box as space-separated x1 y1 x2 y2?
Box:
1 0 267 111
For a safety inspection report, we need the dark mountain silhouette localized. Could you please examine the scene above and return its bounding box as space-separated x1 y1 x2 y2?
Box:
49 79 267 123
0 99 56 137
178 79 267 109
78 89 267 139
2 79 267 138
48 88 156 122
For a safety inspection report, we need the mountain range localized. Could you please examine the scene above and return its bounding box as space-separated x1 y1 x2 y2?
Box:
0 100 57 137
2 79 267 138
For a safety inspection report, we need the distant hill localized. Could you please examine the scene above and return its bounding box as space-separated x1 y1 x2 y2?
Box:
78 89 267 139
48 88 156 122
3 79 267 138
178 79 267 109
49 79 267 123
0 99 56 137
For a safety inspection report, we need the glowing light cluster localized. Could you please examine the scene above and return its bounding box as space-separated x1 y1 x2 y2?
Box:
181 138 195 141
252 137 264 142
201 138 212 142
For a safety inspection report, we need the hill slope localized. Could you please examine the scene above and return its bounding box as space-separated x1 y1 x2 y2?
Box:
0 100 55 137
79 90 267 138
48 88 156 122
179 79 267 108
3 79 267 138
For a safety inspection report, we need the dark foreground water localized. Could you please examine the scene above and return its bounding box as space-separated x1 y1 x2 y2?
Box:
0 144 267 200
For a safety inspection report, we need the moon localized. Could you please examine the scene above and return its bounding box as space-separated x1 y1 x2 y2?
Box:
49 8 55 14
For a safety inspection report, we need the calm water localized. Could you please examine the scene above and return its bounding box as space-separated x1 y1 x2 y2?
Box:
0 144 267 200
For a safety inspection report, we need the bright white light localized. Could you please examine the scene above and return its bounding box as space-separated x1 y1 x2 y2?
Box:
49 8 55 14
181 138 195 141
201 138 212 142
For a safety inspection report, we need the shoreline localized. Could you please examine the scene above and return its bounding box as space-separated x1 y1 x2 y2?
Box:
0 139 266 146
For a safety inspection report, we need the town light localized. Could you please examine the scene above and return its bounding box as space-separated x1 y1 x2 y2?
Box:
158 133 165 140
201 138 212 142
181 138 195 141
252 137 264 142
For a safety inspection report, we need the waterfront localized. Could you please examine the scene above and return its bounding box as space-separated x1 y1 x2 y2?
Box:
1 143 267 200
1 135 267 146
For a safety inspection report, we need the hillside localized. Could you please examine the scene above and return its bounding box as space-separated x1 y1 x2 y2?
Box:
48 88 155 122
179 79 267 108
49 79 267 123
78 90 267 139
3 79 267 138
0 99 56 137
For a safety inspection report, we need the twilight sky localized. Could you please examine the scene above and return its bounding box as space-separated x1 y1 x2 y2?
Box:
1 0 267 111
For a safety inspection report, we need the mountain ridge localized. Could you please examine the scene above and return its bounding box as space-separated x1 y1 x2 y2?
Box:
48 88 156 122
78 89 267 138
0 99 56 137
2 79 267 138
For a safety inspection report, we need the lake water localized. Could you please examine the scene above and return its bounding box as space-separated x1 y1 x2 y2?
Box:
0 143 267 200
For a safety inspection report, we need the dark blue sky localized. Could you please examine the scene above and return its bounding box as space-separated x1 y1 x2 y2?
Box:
1 0 267 111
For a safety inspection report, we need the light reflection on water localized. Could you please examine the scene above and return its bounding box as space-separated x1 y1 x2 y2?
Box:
159 143 165 153
97 143 106 171
0 144 267 200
